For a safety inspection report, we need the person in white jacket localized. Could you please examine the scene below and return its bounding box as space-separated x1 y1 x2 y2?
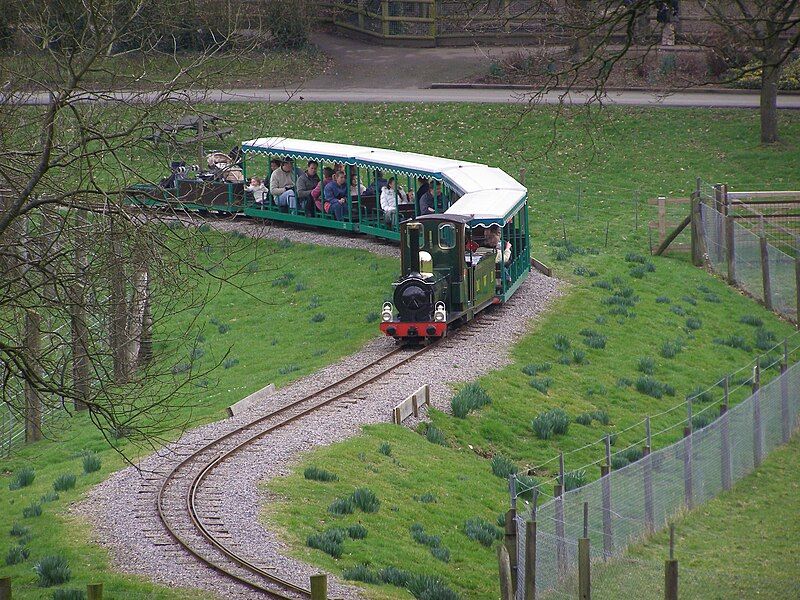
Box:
380 177 407 226
246 176 268 207
484 224 512 264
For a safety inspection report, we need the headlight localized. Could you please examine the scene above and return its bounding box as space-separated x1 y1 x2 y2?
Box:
382 302 394 322
433 301 446 323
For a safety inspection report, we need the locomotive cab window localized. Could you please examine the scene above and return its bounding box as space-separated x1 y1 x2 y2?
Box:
438 223 456 249
405 225 425 249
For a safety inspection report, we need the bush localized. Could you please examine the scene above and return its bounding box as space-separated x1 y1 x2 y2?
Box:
562 469 587 491
378 441 392 456
223 357 239 369
557 354 572 365
682 295 698 306
625 252 647 264
347 524 368 540
342 564 380 584
10 523 30 537
352 488 380 513
621 447 644 463
703 293 721 303
379 566 412 587
591 410 610 425
307 529 345 558
635 376 675 399
23 502 42 518
35 555 71 587
53 474 76 492
592 280 613 290
617 377 633 388
40 491 59 503
656 296 671 304
611 455 629 470
575 412 593 426
686 386 715 403
629 265 647 278
714 334 752 352
754 327 777 351
424 425 448 446
637 356 655 375
8 466 35 490
366 311 380 323
418 492 437 504
328 497 355 516
528 376 552 394
310 313 326 323
5 544 30 565
431 546 451 563
451 383 491 418
686 317 702 331
171 362 191 375
52 590 86 600
410 523 441 548
740 315 763 327
407 574 461 600
463 517 502 547
522 362 551 376
303 466 338 482
82 452 101 474
278 363 300 375
660 338 684 359
572 349 588 365
670 305 686 316
531 413 553 440
581 331 607 349
553 334 570 352
516 475 540 500
491 455 518 479
497 513 507 527
693 409 718 430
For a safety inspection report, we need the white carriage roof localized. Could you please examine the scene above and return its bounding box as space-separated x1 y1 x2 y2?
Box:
241 137 526 223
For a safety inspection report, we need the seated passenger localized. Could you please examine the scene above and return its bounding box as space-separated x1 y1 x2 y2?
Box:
380 177 407 226
324 170 349 221
312 167 334 212
269 158 281 174
296 160 320 217
350 173 366 199
483 224 512 264
415 178 430 212
364 170 388 196
419 180 440 215
246 176 268 207
269 157 297 211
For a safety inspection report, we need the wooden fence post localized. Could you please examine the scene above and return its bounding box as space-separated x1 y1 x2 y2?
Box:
24 309 42 443
505 508 518 594
781 340 791 444
714 184 724 263
554 452 566 578
0 576 10 600
683 400 693 510
601 435 613 558
525 520 536 600
759 218 773 309
720 376 732 491
87 583 103 600
381 0 389 36
310 574 327 600
724 184 736 284
657 196 667 245
643 416 655 532
690 191 702 266
795 252 800 329
498 545 514 600
664 525 678 600
578 502 590 600
752 364 763 467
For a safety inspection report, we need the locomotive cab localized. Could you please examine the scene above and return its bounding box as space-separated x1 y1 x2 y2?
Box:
380 214 497 341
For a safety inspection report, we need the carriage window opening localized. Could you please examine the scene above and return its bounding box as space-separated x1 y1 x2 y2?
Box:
438 223 456 250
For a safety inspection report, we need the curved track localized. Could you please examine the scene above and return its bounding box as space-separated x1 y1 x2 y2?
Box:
156 344 432 598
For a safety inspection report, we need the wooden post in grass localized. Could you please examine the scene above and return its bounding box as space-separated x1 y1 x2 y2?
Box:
781 340 791 444
683 400 693 510
752 364 763 467
720 376 732 491
643 416 655 532
714 184 724 263
601 435 612 559
759 217 773 309
0 576 10 600
724 184 736 284
505 508 518 594
554 452 566 578
664 524 678 600
578 502 591 600
310 574 327 600
87 583 103 600
795 249 800 330
498 545 514 600
525 520 536 600
690 190 702 267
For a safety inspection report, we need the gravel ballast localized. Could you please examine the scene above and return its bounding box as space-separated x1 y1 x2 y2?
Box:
79 220 563 599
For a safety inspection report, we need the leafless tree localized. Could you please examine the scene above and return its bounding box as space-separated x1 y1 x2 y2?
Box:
0 0 287 454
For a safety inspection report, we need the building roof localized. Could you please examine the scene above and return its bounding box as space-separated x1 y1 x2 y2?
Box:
241 137 526 224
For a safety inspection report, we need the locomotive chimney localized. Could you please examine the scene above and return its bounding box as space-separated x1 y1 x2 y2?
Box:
407 222 422 275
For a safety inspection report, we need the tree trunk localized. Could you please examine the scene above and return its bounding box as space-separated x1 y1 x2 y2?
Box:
760 62 780 144
108 218 129 383
71 210 90 410
24 310 42 442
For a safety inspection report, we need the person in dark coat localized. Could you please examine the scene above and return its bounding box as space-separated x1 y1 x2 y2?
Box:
419 180 440 215
296 160 320 217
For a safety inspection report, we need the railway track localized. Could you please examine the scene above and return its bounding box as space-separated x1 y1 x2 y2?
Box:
156 343 432 599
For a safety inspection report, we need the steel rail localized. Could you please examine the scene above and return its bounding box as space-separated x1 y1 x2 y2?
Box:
156 344 431 598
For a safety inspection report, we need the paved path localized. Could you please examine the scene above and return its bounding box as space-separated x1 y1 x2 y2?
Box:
13 86 799 109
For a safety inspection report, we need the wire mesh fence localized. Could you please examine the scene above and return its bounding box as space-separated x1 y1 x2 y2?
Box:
513 359 800 598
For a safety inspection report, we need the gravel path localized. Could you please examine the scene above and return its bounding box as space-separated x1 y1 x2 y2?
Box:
78 222 563 599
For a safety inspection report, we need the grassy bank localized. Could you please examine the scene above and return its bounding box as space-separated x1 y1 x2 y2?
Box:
0 234 395 599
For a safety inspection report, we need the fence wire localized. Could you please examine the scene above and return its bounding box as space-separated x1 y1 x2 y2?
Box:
515 361 800 598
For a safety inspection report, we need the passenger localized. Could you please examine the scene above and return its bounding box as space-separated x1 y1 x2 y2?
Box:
269 157 297 211
246 176 268 208
483 224 512 264
380 177 407 226
419 180 440 215
269 158 281 174
415 177 430 211
350 173 366 199
296 160 320 217
312 166 334 212
324 170 349 221
364 170 388 196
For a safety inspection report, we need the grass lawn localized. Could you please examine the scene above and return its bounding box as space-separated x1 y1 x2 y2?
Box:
0 234 395 599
